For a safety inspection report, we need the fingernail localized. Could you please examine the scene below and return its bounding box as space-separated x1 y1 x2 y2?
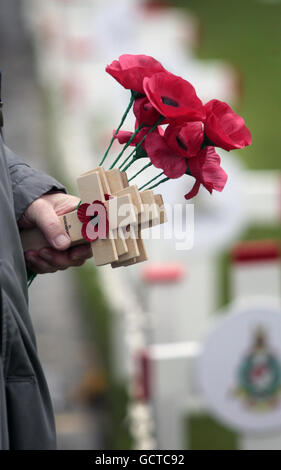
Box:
54 234 70 249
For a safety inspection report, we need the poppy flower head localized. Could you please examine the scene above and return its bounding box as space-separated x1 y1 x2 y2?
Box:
144 129 188 179
185 146 228 199
143 71 206 124
133 96 162 127
106 54 166 94
204 99 252 151
164 122 204 158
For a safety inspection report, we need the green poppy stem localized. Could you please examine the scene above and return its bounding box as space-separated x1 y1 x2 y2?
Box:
99 94 135 166
119 152 132 170
109 123 144 169
138 171 164 190
27 268 37 287
119 116 164 172
146 176 170 190
128 162 152 182
75 200 82 210
122 157 137 173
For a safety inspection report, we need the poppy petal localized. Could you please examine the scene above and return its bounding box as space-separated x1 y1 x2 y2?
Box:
204 99 252 151
106 54 165 94
143 71 205 123
184 180 201 200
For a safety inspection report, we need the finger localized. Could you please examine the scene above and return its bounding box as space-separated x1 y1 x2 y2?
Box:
39 248 71 269
69 244 92 262
32 199 71 251
71 258 86 267
39 245 91 270
25 251 57 274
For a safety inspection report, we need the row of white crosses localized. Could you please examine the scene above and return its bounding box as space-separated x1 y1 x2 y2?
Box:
21 167 167 268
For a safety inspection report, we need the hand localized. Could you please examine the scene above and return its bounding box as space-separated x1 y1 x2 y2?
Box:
19 192 92 274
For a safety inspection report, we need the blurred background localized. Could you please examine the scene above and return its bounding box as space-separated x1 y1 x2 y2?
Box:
0 0 280 450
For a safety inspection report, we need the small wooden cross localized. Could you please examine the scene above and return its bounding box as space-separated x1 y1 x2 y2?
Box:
21 167 167 268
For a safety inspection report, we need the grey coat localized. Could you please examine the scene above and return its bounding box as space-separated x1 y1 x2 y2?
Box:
0 136 66 449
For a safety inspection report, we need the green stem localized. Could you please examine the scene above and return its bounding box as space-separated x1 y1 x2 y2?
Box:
99 94 135 166
109 124 144 169
75 200 82 210
119 153 132 170
27 268 37 287
128 162 152 182
146 176 169 190
138 171 164 190
120 116 163 172
122 157 137 173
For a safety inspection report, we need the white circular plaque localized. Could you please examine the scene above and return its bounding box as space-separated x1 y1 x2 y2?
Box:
199 302 281 433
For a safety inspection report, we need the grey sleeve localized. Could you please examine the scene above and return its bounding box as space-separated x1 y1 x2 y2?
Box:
4 145 66 221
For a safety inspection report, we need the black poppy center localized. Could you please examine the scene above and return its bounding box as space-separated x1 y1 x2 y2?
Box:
161 96 179 107
176 135 188 151
202 134 215 148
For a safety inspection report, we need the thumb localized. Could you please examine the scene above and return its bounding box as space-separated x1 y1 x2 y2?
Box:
33 199 71 250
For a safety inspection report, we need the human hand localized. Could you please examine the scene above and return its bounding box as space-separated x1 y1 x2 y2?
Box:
18 192 92 274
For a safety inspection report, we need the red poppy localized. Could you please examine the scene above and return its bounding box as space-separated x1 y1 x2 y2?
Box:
106 54 165 94
133 96 161 126
143 71 205 123
185 147 228 199
204 99 252 151
144 130 187 178
164 122 204 158
77 201 109 242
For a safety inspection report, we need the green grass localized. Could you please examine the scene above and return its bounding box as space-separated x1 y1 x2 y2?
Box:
175 0 281 170
188 413 238 450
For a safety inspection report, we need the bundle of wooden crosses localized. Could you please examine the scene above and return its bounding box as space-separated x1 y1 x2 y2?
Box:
22 166 166 267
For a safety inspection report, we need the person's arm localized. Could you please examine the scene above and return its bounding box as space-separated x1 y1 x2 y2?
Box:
4 144 66 221
4 144 92 273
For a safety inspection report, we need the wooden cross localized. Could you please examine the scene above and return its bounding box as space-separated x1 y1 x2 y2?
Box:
21 167 167 268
